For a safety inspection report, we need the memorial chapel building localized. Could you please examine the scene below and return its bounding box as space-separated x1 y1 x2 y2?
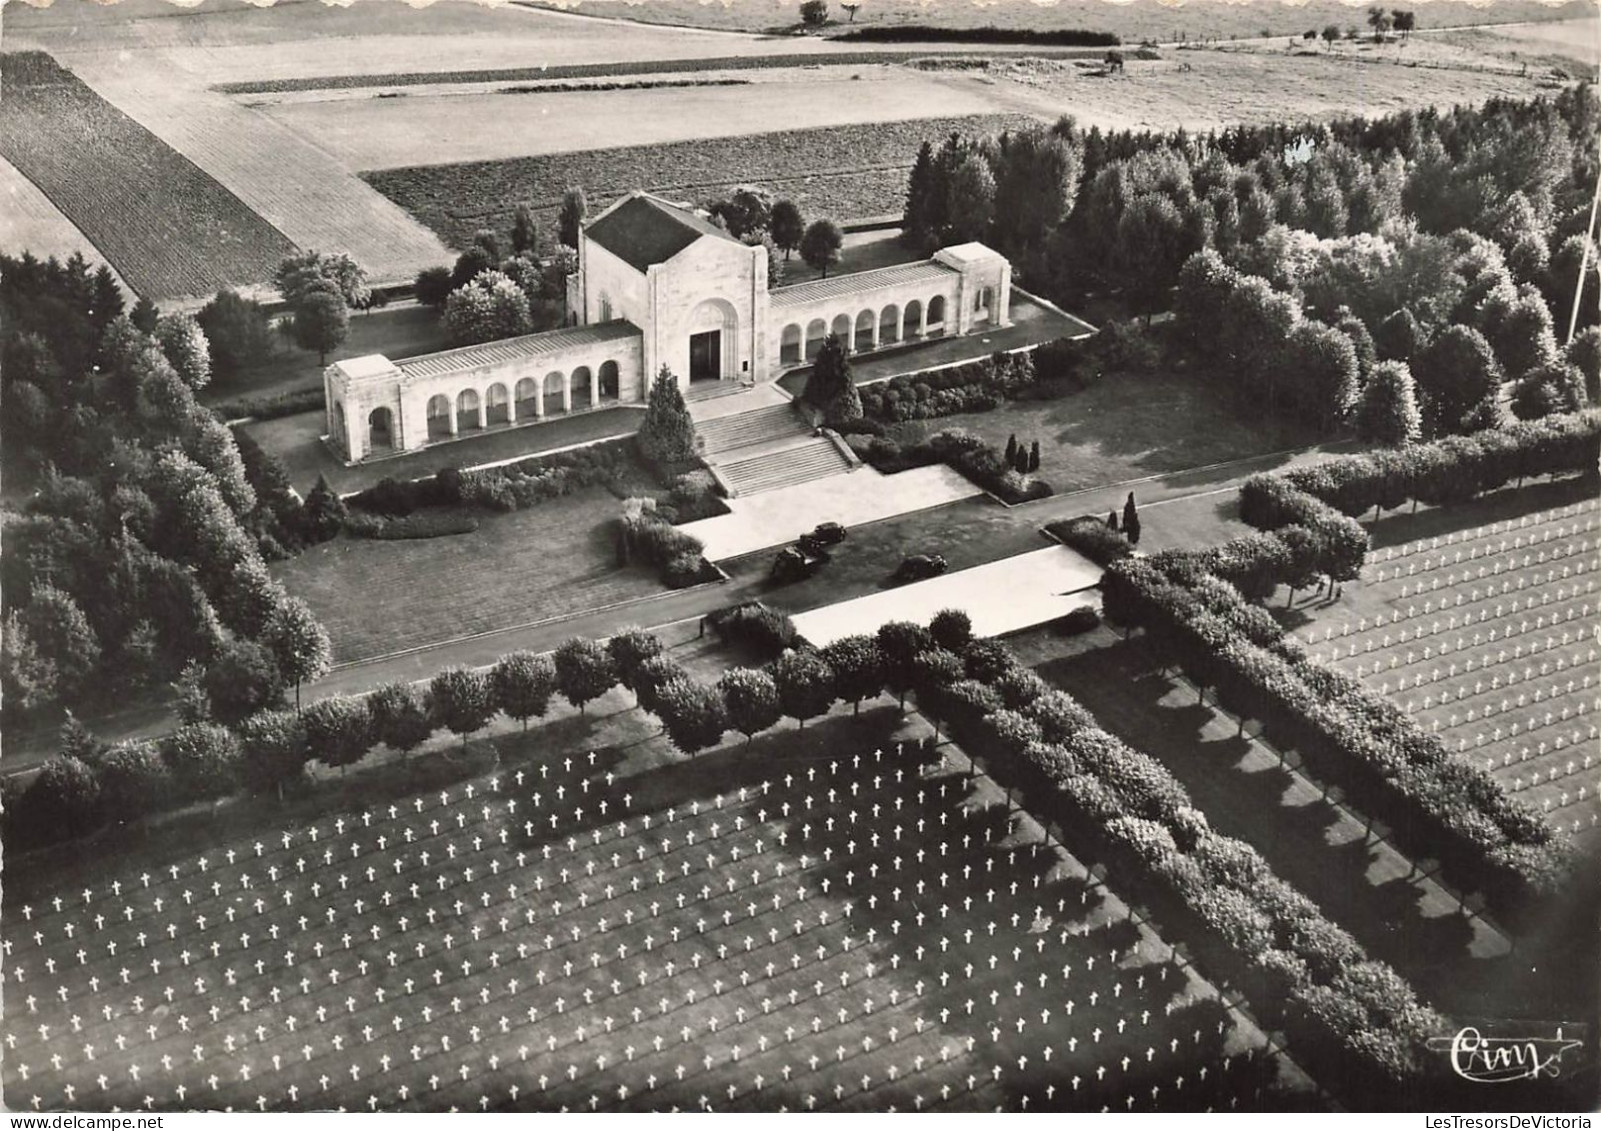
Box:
324 191 1013 463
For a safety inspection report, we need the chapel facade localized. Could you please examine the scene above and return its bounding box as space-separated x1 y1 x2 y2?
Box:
323 191 1012 464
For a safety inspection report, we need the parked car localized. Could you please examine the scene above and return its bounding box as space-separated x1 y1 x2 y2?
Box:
771 545 827 585
890 553 948 584
798 522 847 556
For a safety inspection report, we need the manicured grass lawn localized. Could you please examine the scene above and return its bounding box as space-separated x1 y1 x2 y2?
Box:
270 487 665 664
204 305 454 406
244 405 646 497
889 369 1319 495
776 229 921 286
2 690 1294 1112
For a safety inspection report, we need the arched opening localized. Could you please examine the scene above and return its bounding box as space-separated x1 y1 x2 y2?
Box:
456 388 482 432
805 317 828 362
854 309 875 353
599 360 620 400
331 400 347 454
367 406 393 452
878 304 900 347
830 312 853 351
486 383 510 426
904 299 923 341
543 370 565 417
780 323 803 367
426 393 452 440
514 377 538 419
570 366 594 410
928 294 947 334
686 297 739 383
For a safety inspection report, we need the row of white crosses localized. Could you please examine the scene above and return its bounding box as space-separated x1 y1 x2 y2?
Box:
1368 506 1596 564
1327 597 1594 666
1393 550 1596 598
4 744 1266 1113
1369 525 1596 584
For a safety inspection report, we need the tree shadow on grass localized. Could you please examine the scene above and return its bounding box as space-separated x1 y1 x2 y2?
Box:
1036 642 1488 1012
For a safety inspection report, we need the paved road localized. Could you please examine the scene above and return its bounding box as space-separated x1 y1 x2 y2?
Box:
1 440 1355 777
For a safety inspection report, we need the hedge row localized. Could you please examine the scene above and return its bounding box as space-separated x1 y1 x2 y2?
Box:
850 427 1052 504
857 352 1037 424
1101 555 1570 915
1241 411 1601 527
1047 515 1135 567
703 602 798 659
616 498 717 588
347 437 639 516
915 640 1447 1097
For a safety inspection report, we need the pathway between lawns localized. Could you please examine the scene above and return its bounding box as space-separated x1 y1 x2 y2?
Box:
1030 632 1570 1027
2 441 1355 776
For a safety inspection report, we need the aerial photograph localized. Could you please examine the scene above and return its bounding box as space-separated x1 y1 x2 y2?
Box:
0 0 1597 1116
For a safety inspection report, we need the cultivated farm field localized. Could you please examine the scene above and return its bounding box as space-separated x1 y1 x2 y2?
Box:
0 707 1293 1112
1291 490 1601 851
0 155 125 293
363 114 1032 250
0 51 295 301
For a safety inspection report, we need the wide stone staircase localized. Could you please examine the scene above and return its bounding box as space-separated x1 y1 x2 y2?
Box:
696 400 853 497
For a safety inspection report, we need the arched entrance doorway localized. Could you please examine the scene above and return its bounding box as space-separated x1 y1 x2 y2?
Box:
368 406 394 453
686 297 739 383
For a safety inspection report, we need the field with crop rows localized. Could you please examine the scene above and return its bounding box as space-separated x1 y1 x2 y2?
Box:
0 155 126 293
1295 498 1601 850
0 717 1292 1112
0 51 295 301
363 114 1032 250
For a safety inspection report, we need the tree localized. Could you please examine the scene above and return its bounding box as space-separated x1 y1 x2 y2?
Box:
263 596 332 710
819 635 884 714
708 187 773 240
559 187 588 250
235 709 309 798
1004 434 1018 468
196 289 272 380
161 722 240 800
58 710 105 765
414 265 454 308
553 637 617 715
799 219 843 278
275 250 370 309
511 203 538 255
27 755 101 839
302 695 373 771
633 654 687 719
1566 326 1601 405
607 628 665 694
1392 9 1415 36
300 474 347 543
155 313 212 391
202 638 286 724
368 680 435 757
1512 362 1587 420
718 668 781 743
443 269 533 345
876 621 932 708
805 334 862 424
841 1 859 19
97 740 171 819
188 415 257 517
130 294 160 334
944 153 996 245
1028 439 1041 472
656 676 728 754
929 608 973 653
1374 308 1424 364
428 667 495 747
1321 24 1340 48
1355 360 1423 446
172 659 211 725
290 290 349 365
799 0 828 25
1285 320 1361 431
451 245 496 290
1414 324 1503 437
19 585 100 696
1122 492 1142 546
492 651 557 730
773 648 836 728
1366 4 1392 38
637 366 698 464
770 200 805 261
1484 289 1559 380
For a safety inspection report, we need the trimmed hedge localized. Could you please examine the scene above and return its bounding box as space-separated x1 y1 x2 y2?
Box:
858 352 1036 424
1048 515 1134 566
1101 554 1571 916
616 498 716 588
347 437 638 516
704 602 798 659
916 636 1447 1099
345 510 481 540
1241 411 1601 526
853 427 1052 504
210 386 325 422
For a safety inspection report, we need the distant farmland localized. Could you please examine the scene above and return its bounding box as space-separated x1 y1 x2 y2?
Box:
363 114 1033 250
0 51 295 300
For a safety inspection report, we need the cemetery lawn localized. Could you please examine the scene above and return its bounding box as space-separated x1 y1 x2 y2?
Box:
1 693 1305 1113
270 487 665 665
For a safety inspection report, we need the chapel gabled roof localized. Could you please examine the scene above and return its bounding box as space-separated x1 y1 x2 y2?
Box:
583 192 741 274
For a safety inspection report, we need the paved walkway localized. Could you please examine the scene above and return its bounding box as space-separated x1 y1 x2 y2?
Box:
792 545 1101 646
682 463 980 561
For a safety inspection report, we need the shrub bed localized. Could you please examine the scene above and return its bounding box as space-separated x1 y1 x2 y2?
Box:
704 602 798 658
616 498 717 588
347 437 638 516
853 427 1052 503
914 634 1446 1102
1100 553 1570 918
858 352 1036 424
345 510 481 540
211 386 326 423
1048 515 1134 566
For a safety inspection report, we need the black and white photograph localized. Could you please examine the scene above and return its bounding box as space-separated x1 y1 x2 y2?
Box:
0 0 1597 1117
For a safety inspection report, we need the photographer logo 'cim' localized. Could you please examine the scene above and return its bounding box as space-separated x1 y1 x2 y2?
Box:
1427 1026 1585 1084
